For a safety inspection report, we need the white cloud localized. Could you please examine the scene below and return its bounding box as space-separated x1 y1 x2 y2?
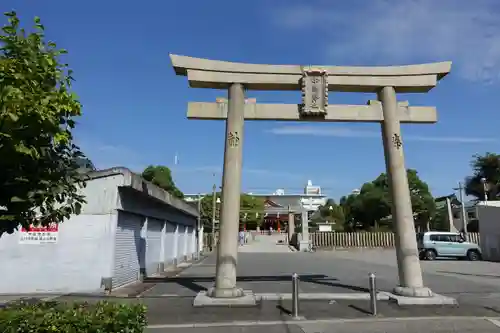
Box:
268 126 498 143
273 0 500 83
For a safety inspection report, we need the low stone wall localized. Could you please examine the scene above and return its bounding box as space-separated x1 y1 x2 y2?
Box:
310 232 480 249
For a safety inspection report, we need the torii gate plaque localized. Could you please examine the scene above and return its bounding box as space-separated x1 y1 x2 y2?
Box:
170 54 451 306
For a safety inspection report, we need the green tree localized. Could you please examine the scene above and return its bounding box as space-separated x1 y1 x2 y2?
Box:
341 169 435 231
0 12 86 236
351 182 391 230
339 194 357 230
199 193 264 231
142 165 184 199
239 194 265 230
314 198 345 226
372 169 436 231
465 152 500 201
75 157 95 173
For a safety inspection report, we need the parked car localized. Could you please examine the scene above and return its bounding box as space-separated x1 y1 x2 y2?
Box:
416 231 482 261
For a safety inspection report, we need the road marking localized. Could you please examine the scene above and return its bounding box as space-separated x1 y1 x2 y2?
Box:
487 318 500 328
147 316 494 329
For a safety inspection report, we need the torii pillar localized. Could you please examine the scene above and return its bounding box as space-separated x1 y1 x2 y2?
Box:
170 54 452 305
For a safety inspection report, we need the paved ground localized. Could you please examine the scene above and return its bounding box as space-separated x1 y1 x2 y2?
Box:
146 317 500 332
238 233 291 253
141 239 500 305
50 295 500 325
7 236 500 332
318 248 500 307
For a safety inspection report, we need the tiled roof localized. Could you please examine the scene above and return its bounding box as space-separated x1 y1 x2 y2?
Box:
264 196 302 211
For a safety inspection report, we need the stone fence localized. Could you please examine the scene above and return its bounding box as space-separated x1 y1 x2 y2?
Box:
310 232 480 249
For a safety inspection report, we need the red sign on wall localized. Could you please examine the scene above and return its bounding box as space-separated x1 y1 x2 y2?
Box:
19 223 59 244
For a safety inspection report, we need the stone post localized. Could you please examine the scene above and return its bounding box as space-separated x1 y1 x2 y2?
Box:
378 86 432 297
299 211 310 251
208 83 245 298
288 212 295 245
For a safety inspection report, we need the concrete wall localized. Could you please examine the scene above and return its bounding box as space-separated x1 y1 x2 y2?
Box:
0 175 119 294
0 168 199 294
477 202 500 262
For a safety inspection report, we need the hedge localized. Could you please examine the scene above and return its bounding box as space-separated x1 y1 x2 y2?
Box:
0 300 147 332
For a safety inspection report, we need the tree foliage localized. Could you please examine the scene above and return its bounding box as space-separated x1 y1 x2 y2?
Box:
340 169 435 231
199 193 264 231
465 152 500 201
0 12 87 236
141 165 184 199
314 199 345 223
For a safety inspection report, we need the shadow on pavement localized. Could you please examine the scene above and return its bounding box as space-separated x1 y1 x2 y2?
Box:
436 271 500 279
144 274 370 294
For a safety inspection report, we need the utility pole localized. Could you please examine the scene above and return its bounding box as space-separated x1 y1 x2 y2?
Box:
454 182 468 235
197 193 201 259
211 183 217 249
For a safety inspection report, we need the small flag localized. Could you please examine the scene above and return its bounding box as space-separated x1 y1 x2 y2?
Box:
174 153 179 165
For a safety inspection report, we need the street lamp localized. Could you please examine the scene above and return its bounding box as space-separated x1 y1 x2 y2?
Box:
481 177 489 204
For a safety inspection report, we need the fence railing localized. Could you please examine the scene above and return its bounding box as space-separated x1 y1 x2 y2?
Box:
310 232 480 248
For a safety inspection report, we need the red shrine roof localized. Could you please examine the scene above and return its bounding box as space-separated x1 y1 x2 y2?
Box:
264 198 283 208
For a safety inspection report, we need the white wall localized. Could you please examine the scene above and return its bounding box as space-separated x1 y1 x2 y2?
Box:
478 202 500 261
0 213 116 294
0 172 199 294
0 176 120 294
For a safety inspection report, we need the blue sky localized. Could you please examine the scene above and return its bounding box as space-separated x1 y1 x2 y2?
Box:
4 0 500 199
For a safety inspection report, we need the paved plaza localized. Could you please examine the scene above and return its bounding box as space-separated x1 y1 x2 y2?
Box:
145 317 500 333
141 235 500 307
5 234 500 332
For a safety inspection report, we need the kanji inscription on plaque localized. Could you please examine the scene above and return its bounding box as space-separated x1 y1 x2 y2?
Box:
301 68 328 116
392 133 403 149
228 131 240 148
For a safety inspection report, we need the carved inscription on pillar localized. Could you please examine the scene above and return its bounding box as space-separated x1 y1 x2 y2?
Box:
301 68 328 116
228 131 240 148
392 133 402 149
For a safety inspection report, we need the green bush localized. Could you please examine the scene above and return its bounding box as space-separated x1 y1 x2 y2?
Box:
0 300 147 332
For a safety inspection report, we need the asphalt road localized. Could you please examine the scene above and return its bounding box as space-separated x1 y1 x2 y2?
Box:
142 248 500 308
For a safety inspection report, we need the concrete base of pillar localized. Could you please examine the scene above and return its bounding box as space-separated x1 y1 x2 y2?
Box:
193 290 257 307
299 240 311 252
207 286 244 298
386 291 457 305
393 286 433 298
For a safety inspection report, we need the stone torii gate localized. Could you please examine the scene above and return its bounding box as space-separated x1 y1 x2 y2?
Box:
170 54 451 305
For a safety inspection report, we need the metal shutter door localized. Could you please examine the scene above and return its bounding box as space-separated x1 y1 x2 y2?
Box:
113 212 144 289
165 222 176 264
146 218 163 276
177 225 185 262
186 226 193 257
